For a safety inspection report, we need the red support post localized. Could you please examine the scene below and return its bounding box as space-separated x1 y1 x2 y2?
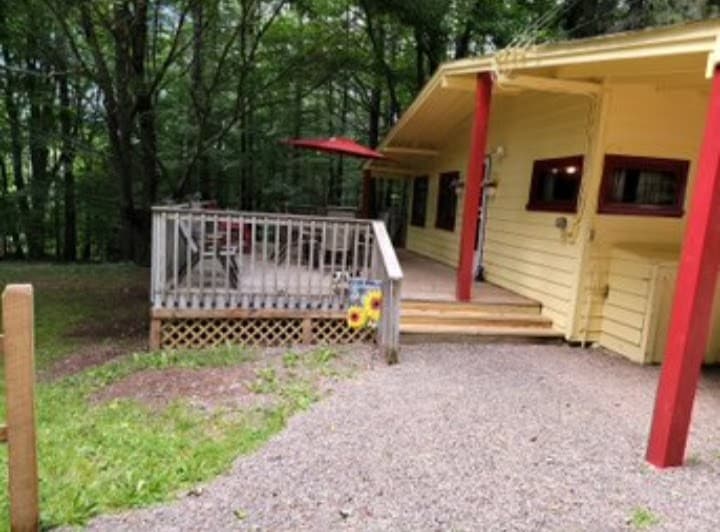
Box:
646 65 720 468
457 72 493 301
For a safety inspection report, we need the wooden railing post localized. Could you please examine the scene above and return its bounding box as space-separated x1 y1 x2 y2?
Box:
2 284 39 531
371 221 403 364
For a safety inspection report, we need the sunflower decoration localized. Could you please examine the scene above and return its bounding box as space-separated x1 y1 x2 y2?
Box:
346 305 368 330
363 289 383 323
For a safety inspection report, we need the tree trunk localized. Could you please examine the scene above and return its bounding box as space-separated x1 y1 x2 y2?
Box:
2 49 28 258
191 0 212 199
414 29 425 90
26 56 52 259
326 81 339 205
58 71 77 261
131 0 155 265
0 156 8 257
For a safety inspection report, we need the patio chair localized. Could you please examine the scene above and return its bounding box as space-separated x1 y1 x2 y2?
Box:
320 222 358 274
177 218 240 287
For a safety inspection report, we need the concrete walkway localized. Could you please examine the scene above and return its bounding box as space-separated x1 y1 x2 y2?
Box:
89 344 720 531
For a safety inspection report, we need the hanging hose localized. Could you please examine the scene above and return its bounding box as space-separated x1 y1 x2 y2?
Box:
475 154 494 281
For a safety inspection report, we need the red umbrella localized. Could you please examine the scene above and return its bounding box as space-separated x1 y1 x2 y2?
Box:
283 136 385 160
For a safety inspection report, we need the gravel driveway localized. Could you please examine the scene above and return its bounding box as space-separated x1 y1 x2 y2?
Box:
88 344 720 531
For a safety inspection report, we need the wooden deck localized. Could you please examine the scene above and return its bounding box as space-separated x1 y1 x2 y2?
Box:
167 247 536 307
398 250 536 305
150 204 559 349
151 206 402 360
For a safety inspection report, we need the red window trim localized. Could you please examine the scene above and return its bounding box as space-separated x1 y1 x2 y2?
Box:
526 155 584 213
597 154 689 218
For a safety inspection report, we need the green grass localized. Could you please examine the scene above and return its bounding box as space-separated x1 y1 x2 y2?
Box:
0 262 148 367
0 264 347 529
629 506 661 529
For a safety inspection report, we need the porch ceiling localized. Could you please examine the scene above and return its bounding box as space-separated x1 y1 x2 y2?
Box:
380 88 475 168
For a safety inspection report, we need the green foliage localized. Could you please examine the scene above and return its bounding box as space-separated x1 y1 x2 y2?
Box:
3 1 714 261
0 263 147 366
0 263 348 529
629 506 661 529
250 367 280 394
282 351 301 368
64 346 254 393
0 343 346 529
0 349 268 528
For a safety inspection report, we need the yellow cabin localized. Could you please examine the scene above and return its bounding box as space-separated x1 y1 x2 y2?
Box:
366 19 720 364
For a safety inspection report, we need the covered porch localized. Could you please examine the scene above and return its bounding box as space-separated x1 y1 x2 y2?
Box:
398 249 558 337
399 249 535 305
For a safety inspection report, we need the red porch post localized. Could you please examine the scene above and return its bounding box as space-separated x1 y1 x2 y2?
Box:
646 65 720 468
457 72 493 301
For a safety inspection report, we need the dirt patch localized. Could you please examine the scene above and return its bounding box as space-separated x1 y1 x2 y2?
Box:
92 366 261 411
46 339 145 380
91 345 376 412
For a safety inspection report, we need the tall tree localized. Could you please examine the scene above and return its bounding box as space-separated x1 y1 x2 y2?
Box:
0 0 715 263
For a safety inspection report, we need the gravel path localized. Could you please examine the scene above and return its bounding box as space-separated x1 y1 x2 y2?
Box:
88 344 720 531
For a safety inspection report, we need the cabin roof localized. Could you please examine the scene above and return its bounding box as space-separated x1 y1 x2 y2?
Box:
369 18 720 173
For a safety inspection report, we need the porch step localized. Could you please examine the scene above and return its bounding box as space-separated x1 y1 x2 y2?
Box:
399 298 561 340
400 322 562 336
401 310 553 329
402 299 541 315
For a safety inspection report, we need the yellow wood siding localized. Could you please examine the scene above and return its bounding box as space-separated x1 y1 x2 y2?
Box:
483 93 593 331
405 116 472 267
577 83 719 362
593 247 720 364
398 72 719 362
597 248 672 362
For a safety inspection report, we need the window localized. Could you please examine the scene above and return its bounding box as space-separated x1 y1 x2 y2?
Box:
435 171 459 231
598 155 689 217
411 176 429 227
527 156 584 213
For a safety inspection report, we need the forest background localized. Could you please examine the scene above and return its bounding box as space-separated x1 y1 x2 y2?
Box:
1 0 718 263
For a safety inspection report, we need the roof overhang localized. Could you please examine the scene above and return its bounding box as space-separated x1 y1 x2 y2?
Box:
368 18 720 175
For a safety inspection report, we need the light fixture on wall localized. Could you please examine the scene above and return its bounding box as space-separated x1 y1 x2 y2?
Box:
484 180 499 199
451 177 464 194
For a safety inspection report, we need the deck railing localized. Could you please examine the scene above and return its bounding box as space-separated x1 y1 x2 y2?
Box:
150 204 403 361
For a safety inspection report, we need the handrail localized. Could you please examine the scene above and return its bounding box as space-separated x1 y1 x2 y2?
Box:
370 221 403 364
371 221 403 281
152 204 373 226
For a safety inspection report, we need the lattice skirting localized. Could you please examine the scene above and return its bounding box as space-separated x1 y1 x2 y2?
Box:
152 316 376 350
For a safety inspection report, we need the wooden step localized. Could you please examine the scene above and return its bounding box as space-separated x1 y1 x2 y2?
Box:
402 299 541 315
401 311 553 329
400 322 564 338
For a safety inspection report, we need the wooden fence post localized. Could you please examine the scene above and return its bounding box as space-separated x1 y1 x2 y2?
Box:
3 284 39 531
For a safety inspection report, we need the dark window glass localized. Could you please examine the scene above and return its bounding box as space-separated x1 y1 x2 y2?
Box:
599 155 688 217
411 176 429 227
527 156 584 213
435 172 459 231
